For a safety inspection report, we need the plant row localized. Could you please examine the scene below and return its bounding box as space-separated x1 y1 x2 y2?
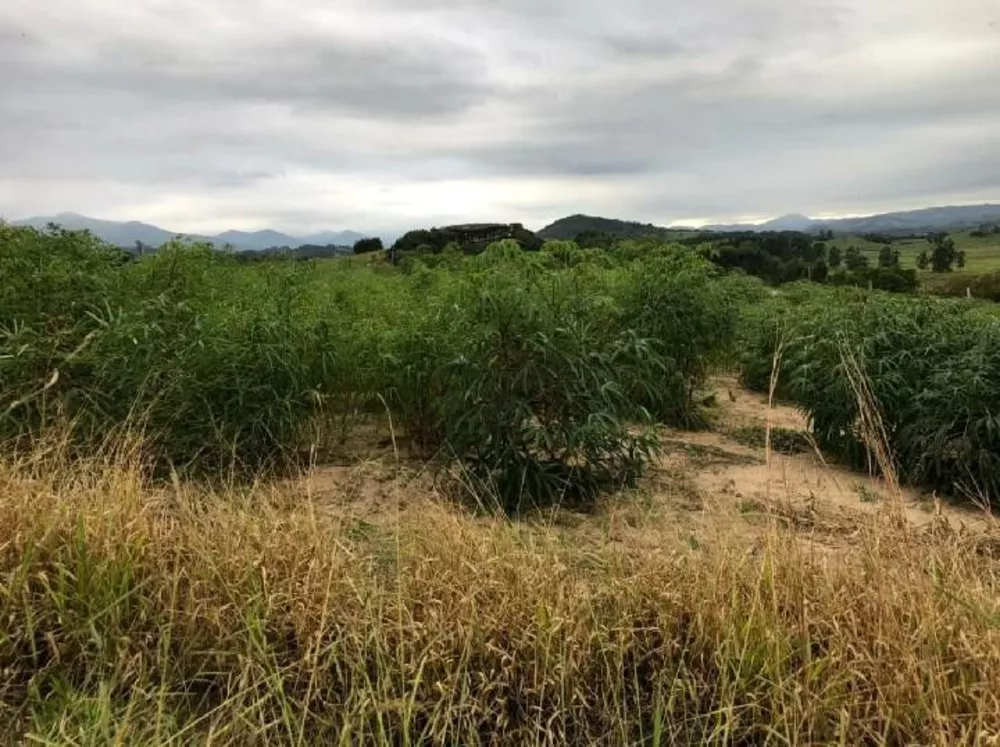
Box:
0 226 752 510
740 283 1000 503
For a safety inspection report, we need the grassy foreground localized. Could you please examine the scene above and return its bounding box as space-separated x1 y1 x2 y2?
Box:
2 446 999 745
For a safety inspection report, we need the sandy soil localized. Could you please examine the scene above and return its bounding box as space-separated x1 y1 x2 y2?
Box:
292 377 995 555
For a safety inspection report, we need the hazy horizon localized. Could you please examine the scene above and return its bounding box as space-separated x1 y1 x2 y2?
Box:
8 199 1000 238
3 0 1000 234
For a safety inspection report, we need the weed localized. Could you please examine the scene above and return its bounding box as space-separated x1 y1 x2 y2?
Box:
0 453 997 744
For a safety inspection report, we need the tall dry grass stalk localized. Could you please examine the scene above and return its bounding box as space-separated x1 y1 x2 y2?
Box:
838 344 909 533
763 338 786 508
0 447 999 745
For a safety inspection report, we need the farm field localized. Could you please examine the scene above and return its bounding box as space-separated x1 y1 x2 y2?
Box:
3 224 1000 743
829 231 1000 273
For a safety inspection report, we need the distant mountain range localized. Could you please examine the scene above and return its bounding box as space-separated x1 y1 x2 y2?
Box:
538 204 1000 239
12 202 1000 252
703 204 1000 234
10 212 369 251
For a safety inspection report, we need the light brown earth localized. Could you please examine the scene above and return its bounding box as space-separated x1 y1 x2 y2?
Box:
295 377 995 556
683 377 989 523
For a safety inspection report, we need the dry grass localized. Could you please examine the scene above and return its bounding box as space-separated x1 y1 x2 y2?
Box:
1 440 1000 746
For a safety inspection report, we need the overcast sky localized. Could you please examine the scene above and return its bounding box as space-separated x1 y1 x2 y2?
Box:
2 0 999 234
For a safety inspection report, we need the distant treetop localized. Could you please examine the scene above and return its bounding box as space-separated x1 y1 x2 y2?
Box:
391 223 542 255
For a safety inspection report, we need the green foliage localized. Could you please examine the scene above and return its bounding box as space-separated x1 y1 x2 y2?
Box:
235 244 350 262
928 233 962 272
739 286 1000 503
878 245 901 268
537 214 687 242
510 224 545 252
1 225 737 511
574 229 618 250
613 252 745 427
542 239 585 267
353 236 384 254
862 233 898 245
844 245 870 271
1 234 343 472
391 223 542 255
830 267 920 293
970 224 1000 238
403 269 656 511
541 228 918 295
382 244 736 510
685 231 825 285
938 270 1000 302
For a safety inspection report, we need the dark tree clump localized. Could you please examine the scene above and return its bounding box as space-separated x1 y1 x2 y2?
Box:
878 245 901 269
927 233 961 273
353 237 384 254
844 246 869 271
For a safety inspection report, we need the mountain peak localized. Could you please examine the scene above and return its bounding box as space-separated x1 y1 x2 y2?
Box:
759 213 815 230
703 202 1000 234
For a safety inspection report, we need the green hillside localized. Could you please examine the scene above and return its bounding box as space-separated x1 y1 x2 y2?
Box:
537 214 695 241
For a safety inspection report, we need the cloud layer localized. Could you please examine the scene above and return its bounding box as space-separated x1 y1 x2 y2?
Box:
2 0 999 232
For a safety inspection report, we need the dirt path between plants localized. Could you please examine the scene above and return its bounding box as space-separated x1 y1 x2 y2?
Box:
659 376 993 532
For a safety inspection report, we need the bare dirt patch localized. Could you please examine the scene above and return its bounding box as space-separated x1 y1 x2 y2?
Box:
657 377 994 538
712 374 809 431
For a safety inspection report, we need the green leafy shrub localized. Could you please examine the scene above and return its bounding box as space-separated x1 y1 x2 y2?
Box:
384 251 658 512
937 270 1000 302
1 231 342 472
829 267 920 293
740 286 1000 502
0 225 128 437
613 252 743 427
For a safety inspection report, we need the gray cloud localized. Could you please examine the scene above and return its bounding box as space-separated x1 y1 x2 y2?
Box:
1 0 999 232
3 30 494 118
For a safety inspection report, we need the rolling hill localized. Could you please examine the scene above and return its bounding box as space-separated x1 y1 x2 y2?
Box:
541 204 1000 240
536 214 694 241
